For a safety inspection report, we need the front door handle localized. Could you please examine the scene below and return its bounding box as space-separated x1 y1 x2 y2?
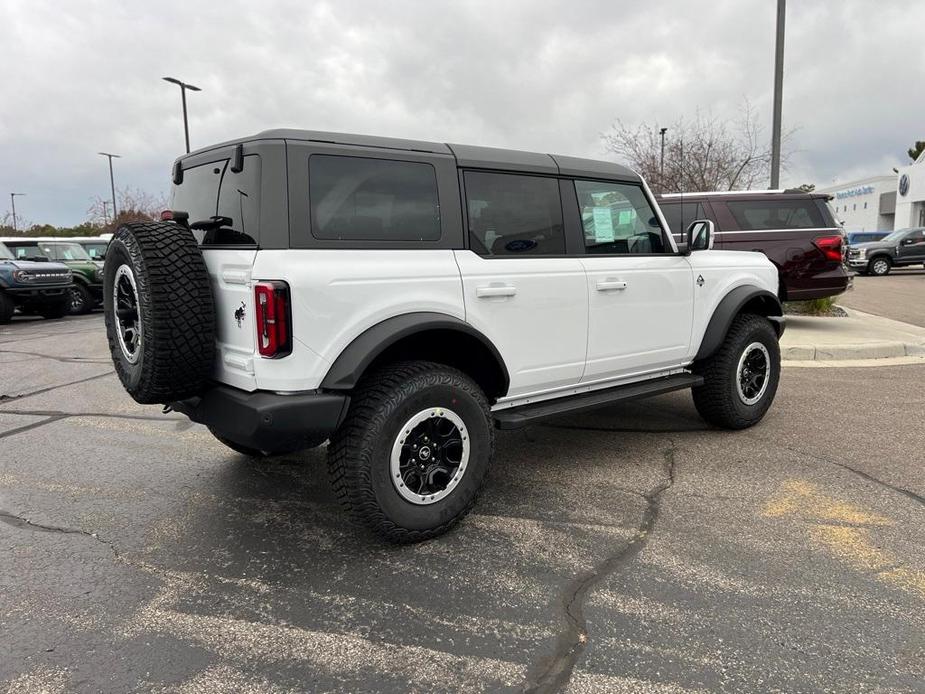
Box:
476 285 517 298
596 280 628 291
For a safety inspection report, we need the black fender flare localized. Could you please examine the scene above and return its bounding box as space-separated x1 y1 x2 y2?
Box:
320 312 510 394
694 286 783 361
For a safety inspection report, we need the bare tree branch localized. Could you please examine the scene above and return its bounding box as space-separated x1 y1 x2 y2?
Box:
601 101 794 193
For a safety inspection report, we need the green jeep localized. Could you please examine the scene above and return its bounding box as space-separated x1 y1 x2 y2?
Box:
0 238 103 314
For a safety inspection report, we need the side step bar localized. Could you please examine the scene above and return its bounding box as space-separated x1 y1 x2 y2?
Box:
493 373 704 430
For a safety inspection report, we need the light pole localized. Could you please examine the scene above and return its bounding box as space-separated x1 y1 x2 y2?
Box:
102 200 111 225
770 0 786 188
99 152 121 219
162 76 201 153
10 193 25 233
659 127 668 192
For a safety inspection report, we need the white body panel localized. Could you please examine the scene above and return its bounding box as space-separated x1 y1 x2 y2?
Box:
453 250 588 398
685 250 780 360
201 248 259 391
580 255 693 379
251 250 466 392
211 244 777 403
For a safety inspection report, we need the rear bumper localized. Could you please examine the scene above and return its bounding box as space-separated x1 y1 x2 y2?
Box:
169 385 349 453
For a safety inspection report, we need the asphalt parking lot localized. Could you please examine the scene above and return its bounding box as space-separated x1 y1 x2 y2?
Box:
840 267 925 327
1 314 923 693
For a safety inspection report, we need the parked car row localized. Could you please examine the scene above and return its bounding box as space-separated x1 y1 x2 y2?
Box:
845 227 925 276
0 236 109 322
657 189 850 301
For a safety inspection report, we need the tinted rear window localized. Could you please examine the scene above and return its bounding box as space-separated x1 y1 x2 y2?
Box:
464 171 565 256
310 155 441 241
212 155 261 245
726 199 825 230
170 161 225 243
659 201 705 236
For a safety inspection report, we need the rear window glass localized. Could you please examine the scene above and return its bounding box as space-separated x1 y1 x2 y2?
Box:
310 155 441 241
465 171 565 255
170 161 225 244
213 155 261 245
726 199 824 230
658 201 705 236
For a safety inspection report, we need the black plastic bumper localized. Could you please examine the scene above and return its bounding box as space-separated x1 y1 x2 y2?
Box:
3 286 70 306
169 385 349 453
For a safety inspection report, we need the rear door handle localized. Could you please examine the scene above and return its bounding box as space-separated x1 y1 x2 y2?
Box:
596 280 627 291
476 285 517 298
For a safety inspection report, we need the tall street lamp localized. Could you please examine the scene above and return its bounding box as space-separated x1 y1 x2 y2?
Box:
10 192 25 233
99 152 121 219
770 0 786 188
162 76 202 153
659 127 668 192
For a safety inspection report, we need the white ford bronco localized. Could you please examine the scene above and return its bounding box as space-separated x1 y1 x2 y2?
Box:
103 129 784 542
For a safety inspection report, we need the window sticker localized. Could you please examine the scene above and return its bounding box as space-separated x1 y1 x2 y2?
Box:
592 207 615 242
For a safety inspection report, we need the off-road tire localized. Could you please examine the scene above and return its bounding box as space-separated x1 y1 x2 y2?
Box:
103 221 215 404
868 256 891 276
692 313 780 430
209 428 326 458
68 283 93 315
0 293 14 324
327 361 493 543
38 298 69 320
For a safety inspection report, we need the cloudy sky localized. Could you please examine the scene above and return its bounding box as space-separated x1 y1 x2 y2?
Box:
1 0 923 226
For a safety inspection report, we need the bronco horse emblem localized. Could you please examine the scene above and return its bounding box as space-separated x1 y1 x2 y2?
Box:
234 301 246 327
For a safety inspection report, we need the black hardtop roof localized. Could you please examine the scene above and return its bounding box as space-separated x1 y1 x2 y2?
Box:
182 128 640 182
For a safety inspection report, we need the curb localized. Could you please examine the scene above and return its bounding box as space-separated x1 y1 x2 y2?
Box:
781 341 925 361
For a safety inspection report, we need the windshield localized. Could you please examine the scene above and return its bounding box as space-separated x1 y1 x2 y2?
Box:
0 243 13 260
880 229 911 244
41 242 91 261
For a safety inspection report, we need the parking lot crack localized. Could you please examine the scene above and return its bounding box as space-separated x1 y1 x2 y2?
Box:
0 370 114 404
746 433 925 508
0 415 67 440
522 443 677 694
0 348 111 364
0 509 119 555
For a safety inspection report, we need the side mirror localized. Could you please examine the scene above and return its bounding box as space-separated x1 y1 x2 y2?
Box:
686 219 715 252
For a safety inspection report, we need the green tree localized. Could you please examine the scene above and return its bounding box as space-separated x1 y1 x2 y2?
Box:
908 140 925 162
796 183 815 192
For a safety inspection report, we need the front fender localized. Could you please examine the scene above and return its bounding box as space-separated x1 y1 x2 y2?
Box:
694 286 783 361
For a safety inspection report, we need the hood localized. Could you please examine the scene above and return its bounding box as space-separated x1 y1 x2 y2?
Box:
850 240 894 251
1 258 71 272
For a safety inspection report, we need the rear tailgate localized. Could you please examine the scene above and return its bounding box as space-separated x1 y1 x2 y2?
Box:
169 147 264 391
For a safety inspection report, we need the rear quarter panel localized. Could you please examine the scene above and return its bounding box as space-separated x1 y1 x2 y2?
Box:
250 250 465 392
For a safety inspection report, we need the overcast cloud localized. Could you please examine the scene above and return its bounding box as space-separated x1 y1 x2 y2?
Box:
1 0 923 226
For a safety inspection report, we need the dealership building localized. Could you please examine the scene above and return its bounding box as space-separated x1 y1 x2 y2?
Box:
817 150 925 232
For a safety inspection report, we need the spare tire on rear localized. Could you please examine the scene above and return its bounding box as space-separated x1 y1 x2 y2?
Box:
103 221 215 404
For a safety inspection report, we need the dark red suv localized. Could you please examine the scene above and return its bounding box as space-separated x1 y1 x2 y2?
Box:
656 191 849 301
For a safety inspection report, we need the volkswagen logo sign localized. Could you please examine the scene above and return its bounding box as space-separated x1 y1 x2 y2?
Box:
899 174 910 197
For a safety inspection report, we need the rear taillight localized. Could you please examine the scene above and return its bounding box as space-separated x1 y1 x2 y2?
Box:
813 235 843 263
254 280 292 358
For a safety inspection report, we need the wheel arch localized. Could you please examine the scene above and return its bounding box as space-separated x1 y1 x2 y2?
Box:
695 286 783 362
320 312 510 401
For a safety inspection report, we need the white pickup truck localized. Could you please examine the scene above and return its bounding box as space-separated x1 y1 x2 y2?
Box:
103 129 783 542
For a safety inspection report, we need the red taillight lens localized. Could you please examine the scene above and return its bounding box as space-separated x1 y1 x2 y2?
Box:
160 210 174 221
814 235 843 263
254 280 292 358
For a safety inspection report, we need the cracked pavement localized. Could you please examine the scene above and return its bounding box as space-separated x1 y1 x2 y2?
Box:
1 314 923 693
